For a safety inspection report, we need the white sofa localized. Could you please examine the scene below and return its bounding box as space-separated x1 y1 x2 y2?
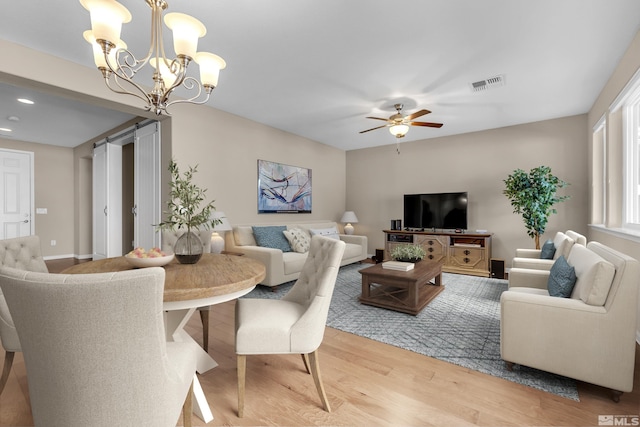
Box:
225 221 368 287
502 241 640 399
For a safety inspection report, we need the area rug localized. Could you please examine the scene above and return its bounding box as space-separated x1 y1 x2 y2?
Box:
244 263 579 401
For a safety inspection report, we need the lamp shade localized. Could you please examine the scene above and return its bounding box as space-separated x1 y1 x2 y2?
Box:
340 211 358 223
389 124 409 138
341 211 358 235
164 12 206 59
83 30 127 69
150 57 178 88
80 0 131 45
195 52 227 88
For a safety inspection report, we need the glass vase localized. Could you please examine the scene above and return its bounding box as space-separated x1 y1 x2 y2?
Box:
174 230 203 264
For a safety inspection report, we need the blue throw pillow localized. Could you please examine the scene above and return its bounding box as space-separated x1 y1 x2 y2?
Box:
540 239 556 259
252 226 292 252
547 256 577 298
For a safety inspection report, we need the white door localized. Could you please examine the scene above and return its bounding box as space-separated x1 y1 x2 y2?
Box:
133 121 162 249
0 149 34 239
92 142 122 259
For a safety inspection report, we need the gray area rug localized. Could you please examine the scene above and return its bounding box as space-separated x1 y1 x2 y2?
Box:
244 263 579 401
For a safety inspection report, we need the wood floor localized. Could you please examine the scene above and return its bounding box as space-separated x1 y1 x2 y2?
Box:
0 259 638 426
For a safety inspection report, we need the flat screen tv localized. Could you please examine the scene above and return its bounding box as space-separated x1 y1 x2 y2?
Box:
404 192 468 230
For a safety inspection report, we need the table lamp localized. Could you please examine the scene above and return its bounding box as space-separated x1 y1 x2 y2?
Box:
210 212 232 253
340 211 358 235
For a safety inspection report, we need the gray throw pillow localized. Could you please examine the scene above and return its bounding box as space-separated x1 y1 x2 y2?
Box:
252 226 292 252
540 239 556 259
547 255 577 298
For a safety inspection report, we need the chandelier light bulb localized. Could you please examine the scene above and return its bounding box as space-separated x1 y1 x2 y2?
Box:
164 13 206 59
80 0 131 46
194 52 226 88
389 124 409 138
83 30 126 70
80 0 226 115
150 57 179 88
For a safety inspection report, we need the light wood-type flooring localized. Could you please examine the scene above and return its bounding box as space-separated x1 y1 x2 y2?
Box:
0 258 638 426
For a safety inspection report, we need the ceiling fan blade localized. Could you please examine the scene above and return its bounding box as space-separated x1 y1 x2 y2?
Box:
405 109 431 121
365 116 391 122
409 121 443 128
359 124 389 134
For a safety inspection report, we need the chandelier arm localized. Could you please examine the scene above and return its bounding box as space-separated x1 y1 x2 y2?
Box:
163 76 214 114
105 74 154 105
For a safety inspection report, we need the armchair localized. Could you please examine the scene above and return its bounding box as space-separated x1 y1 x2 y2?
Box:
0 266 199 427
501 242 639 400
511 230 585 270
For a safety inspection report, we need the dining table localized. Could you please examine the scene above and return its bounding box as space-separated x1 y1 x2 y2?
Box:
62 253 266 424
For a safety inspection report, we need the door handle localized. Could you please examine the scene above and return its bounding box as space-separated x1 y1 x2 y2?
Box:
104 206 108 216
23 219 29 223
132 205 137 216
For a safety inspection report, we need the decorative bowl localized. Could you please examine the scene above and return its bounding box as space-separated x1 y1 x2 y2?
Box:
124 253 174 268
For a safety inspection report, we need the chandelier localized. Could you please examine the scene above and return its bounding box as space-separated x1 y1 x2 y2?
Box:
80 0 226 115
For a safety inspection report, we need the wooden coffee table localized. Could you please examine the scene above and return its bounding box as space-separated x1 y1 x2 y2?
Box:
358 260 444 315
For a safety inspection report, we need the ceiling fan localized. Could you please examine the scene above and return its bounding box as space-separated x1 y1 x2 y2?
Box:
359 103 443 139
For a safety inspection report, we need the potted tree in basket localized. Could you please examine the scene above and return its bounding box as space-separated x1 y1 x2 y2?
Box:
503 165 570 249
157 159 221 264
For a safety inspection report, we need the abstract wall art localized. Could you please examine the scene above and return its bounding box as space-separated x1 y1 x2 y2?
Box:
257 159 312 213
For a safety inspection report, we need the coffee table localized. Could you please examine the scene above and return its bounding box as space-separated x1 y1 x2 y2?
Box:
358 260 443 315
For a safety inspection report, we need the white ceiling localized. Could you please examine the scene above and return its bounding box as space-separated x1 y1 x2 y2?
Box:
1 0 640 151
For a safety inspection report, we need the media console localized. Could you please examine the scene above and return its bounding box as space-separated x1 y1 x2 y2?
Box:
384 229 492 277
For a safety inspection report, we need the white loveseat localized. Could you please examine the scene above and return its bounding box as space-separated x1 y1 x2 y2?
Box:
225 221 368 287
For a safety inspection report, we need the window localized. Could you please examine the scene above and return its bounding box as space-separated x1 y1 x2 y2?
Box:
623 90 640 231
592 118 606 225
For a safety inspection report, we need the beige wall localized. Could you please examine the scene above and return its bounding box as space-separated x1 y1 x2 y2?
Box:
0 138 74 258
0 40 346 257
346 114 588 263
169 103 346 227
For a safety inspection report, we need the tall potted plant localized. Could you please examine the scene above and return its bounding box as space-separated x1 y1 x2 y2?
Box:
503 166 569 249
157 159 221 264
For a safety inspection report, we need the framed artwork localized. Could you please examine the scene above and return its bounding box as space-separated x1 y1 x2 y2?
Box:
258 159 312 213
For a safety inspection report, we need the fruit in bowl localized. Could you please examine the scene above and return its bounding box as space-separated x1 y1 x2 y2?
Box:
124 247 174 267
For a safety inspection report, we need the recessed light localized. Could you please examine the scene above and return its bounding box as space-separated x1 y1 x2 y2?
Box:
0 128 12 132
17 98 34 105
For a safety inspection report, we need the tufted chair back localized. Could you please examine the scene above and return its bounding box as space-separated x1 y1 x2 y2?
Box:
281 235 346 352
234 235 345 417
0 235 48 273
0 266 198 427
0 235 48 396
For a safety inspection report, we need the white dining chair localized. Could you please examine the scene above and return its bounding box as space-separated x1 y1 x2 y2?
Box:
0 235 48 397
235 235 345 417
0 266 200 427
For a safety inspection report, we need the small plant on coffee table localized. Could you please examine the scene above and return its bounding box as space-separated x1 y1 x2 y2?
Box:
390 244 426 263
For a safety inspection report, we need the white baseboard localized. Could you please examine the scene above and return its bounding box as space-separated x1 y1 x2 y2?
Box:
43 253 92 261
43 254 75 261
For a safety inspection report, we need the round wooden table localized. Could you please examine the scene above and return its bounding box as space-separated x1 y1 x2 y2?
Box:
62 253 266 423
62 253 266 307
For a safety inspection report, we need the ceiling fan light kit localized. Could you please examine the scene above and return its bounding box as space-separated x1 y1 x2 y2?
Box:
79 0 226 115
359 103 443 141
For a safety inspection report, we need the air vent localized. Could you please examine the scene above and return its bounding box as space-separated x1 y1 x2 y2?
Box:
470 74 505 92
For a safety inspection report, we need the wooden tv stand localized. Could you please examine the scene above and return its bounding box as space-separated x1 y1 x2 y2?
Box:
384 230 492 277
